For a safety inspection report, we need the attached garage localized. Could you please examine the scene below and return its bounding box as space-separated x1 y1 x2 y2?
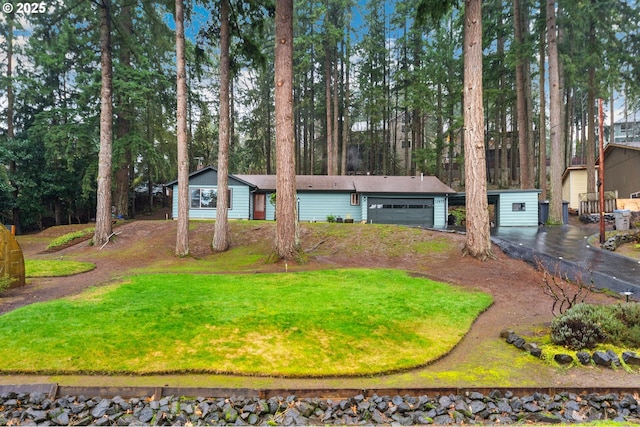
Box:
367 197 434 227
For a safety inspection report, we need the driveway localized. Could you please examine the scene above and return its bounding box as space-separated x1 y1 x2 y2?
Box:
492 224 640 298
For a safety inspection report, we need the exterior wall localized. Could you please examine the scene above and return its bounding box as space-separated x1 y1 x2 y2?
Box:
171 184 251 220
562 169 587 210
262 192 363 222
496 191 540 227
605 148 640 198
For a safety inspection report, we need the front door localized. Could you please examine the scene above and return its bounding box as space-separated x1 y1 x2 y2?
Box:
254 193 266 220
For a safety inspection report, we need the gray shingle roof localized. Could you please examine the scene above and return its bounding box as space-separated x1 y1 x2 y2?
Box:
234 174 456 194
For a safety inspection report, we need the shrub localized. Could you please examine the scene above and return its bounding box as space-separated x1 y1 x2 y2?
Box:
551 303 640 350
551 304 607 350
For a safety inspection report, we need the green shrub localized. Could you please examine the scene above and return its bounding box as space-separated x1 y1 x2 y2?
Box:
551 304 606 350
551 303 640 350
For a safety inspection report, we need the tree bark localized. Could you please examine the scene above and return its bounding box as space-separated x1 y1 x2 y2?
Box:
213 0 230 253
547 0 565 224
114 3 132 219
586 4 596 194
274 0 299 260
462 0 493 260
94 0 114 246
513 0 533 189
538 14 547 200
175 0 189 256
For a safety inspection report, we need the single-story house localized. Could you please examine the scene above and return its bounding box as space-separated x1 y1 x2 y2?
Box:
168 167 542 227
169 168 456 228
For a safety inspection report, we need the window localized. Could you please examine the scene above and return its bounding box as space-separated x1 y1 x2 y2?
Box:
350 193 361 206
512 202 526 212
190 188 233 209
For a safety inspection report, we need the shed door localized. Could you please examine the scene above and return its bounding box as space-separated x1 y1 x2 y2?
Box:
253 194 266 220
367 198 434 227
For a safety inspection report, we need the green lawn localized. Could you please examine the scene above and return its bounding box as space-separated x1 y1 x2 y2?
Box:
25 260 96 277
0 268 491 376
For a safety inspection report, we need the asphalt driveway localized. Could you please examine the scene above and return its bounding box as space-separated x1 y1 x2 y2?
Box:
492 224 640 298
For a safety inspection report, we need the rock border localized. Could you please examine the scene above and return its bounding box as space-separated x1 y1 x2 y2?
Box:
1 388 640 425
502 329 640 370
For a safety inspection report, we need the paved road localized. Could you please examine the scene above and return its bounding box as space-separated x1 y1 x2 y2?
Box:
491 224 640 298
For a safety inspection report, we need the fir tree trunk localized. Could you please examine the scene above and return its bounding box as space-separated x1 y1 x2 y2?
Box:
175 0 189 256
547 0 565 224
274 0 299 260
213 0 230 253
462 0 493 260
94 0 114 247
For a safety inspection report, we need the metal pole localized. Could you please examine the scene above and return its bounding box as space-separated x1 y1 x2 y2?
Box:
598 98 605 244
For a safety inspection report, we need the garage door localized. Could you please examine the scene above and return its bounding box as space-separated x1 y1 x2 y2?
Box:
367 198 434 227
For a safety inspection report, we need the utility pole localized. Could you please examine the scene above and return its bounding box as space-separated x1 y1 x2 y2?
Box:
598 98 605 244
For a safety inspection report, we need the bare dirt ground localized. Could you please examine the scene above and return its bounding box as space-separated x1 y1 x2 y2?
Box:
2 209 639 390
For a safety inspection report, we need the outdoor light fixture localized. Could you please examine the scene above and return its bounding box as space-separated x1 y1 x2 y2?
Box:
621 291 634 303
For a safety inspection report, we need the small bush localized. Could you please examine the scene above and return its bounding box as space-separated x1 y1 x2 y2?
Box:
551 304 606 350
551 303 640 350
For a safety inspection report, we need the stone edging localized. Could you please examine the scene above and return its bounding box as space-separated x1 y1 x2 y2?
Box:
502 329 640 369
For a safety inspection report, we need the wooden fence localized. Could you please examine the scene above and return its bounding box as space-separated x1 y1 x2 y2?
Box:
578 191 617 215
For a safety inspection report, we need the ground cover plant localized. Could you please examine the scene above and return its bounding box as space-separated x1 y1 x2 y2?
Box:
0 268 491 376
24 260 96 277
45 227 95 250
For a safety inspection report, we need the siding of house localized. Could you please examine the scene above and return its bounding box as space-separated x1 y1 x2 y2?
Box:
496 191 540 227
604 146 640 198
562 169 587 211
261 192 363 222
171 184 251 220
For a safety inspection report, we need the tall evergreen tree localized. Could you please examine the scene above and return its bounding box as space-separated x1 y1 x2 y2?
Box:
274 0 299 260
94 0 114 246
175 0 190 256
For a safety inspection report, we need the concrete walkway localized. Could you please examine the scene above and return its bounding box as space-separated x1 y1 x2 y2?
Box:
492 224 640 298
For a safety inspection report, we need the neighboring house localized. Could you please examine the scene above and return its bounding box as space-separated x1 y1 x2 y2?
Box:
169 167 541 227
612 117 640 145
599 142 640 199
562 166 588 212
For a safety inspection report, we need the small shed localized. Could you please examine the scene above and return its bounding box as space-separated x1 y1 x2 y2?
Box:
562 166 588 212
448 189 541 227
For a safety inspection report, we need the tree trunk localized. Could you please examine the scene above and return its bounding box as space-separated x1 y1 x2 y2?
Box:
274 0 299 260
462 0 493 260
586 5 596 194
94 0 114 247
6 15 21 234
325 44 334 175
213 0 230 253
547 0 564 224
114 3 132 219
175 0 189 256
538 15 547 200
514 0 533 189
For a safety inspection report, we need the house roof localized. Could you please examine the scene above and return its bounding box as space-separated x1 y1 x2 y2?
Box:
562 166 587 181
235 174 457 194
595 142 640 165
166 166 257 188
